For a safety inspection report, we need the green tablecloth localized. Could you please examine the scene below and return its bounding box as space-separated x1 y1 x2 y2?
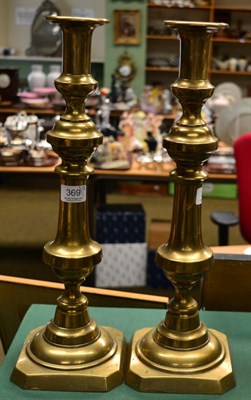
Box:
1 304 251 399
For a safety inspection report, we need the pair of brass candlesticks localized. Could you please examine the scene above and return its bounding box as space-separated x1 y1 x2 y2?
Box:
11 17 235 394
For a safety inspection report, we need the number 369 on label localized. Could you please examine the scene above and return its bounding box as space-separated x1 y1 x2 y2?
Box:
61 185 86 203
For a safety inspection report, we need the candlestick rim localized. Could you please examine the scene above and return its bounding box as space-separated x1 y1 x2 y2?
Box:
164 20 229 31
46 16 109 26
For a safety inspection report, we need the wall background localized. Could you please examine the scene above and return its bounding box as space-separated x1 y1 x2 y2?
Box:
104 0 147 96
0 0 146 95
0 0 106 61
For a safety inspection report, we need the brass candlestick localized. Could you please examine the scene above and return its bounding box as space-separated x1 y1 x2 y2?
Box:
126 21 235 394
11 17 124 392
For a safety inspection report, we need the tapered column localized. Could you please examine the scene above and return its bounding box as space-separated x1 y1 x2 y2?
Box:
11 17 124 392
126 21 235 394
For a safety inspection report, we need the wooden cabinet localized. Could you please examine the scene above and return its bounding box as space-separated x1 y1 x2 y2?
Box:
146 0 251 95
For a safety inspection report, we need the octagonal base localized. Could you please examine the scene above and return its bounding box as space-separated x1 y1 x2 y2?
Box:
11 326 125 392
125 327 235 394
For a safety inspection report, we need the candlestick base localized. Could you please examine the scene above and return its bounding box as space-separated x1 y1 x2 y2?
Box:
11 325 125 392
126 327 235 394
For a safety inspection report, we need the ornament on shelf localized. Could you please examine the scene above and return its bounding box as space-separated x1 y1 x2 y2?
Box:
27 64 46 91
46 64 61 87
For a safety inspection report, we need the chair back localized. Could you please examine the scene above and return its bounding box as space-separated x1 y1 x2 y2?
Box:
234 132 251 242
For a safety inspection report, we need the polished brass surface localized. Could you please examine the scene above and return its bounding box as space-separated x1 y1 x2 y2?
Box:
11 326 124 391
126 21 235 394
127 328 234 394
11 16 125 391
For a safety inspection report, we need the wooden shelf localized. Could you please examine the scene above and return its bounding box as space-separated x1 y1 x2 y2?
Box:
147 35 178 40
0 106 61 116
210 69 251 76
145 66 178 72
0 55 61 62
147 3 211 10
145 67 251 75
212 37 251 44
146 1 251 93
0 55 103 63
214 7 251 12
147 36 251 45
0 105 62 123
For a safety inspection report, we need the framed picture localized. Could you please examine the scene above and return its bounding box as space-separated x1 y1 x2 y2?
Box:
114 10 141 45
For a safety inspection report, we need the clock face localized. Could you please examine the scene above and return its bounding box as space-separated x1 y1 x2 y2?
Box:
119 64 132 77
0 73 11 89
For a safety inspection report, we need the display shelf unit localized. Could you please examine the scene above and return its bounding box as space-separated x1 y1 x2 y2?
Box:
0 57 104 90
146 1 251 95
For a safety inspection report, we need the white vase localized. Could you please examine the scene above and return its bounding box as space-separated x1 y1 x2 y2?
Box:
228 57 238 72
27 64 46 91
238 57 248 72
47 64 61 88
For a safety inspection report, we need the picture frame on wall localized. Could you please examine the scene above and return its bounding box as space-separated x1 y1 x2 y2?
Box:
114 10 141 45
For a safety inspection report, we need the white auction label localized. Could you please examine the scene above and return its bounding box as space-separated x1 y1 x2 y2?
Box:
61 185 86 203
196 187 203 205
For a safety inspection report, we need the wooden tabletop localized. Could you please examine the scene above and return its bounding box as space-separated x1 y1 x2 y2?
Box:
0 159 237 182
0 105 236 182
